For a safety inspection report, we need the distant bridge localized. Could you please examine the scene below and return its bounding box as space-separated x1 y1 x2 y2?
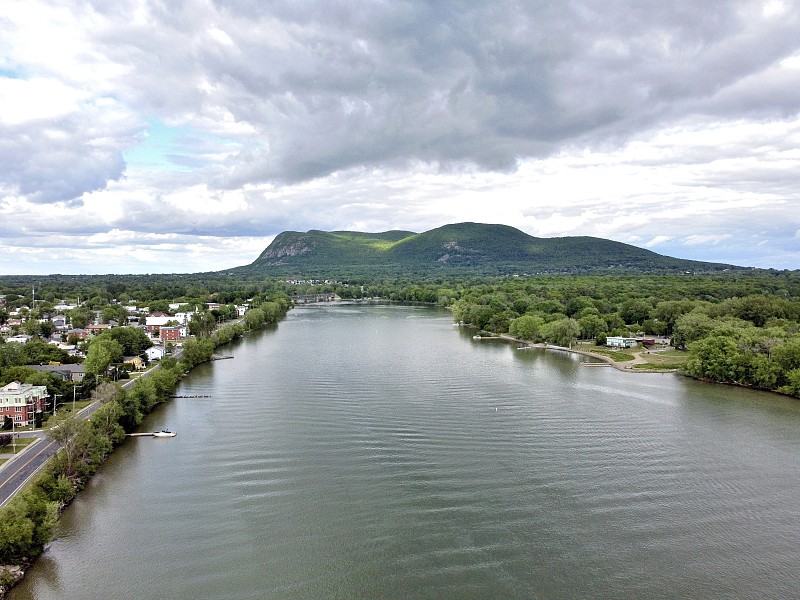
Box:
291 293 339 304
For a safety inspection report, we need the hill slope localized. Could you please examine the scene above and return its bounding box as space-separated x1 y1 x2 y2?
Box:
235 222 739 276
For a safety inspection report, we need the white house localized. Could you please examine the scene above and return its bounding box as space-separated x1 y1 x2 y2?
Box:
173 312 194 326
145 346 166 361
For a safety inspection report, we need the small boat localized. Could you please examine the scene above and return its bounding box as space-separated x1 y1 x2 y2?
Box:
152 429 177 438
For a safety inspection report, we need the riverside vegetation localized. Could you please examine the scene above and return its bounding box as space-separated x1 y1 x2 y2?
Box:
319 271 800 396
0 296 288 595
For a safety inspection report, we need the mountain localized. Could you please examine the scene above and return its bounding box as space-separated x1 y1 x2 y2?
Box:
233 222 740 276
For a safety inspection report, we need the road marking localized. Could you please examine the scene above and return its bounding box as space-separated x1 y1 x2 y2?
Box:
0 440 56 501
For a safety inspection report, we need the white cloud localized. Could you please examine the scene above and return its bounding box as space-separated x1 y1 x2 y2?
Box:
684 234 735 246
0 0 799 273
645 236 672 248
0 77 87 125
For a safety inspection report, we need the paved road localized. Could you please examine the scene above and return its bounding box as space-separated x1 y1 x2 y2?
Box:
0 374 143 507
0 439 60 506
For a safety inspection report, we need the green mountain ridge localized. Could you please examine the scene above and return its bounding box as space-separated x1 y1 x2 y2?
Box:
235 222 742 276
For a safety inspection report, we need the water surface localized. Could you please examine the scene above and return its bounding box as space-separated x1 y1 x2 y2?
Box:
12 304 800 599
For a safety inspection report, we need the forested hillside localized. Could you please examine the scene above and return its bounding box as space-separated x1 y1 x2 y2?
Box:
237 222 740 276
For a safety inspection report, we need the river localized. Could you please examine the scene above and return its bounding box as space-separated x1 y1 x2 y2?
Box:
11 303 800 599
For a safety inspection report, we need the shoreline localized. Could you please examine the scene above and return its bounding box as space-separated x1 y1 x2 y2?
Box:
497 334 680 373
0 305 289 598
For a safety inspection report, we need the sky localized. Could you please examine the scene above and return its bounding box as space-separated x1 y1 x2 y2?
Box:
1 0 799 275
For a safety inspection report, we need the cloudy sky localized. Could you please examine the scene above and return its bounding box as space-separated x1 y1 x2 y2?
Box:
1 0 799 275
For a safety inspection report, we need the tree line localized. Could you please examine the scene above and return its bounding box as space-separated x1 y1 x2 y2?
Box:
323 271 800 396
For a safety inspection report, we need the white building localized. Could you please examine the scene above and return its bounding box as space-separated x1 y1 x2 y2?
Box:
606 336 637 348
145 346 166 361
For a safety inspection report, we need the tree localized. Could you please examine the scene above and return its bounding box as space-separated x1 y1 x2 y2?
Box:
101 305 127 325
180 337 214 368
684 336 740 382
91 381 122 405
189 311 216 338
672 312 718 349
652 300 698 335
620 299 653 326
540 318 581 348
509 315 544 341
38 320 56 339
578 314 607 340
67 306 94 329
45 412 84 477
106 327 152 356
22 319 40 336
84 338 124 379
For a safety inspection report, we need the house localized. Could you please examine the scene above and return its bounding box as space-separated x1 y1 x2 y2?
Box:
5 335 32 344
86 323 112 335
122 356 145 371
53 301 77 312
606 336 637 349
29 364 86 382
67 328 88 340
146 315 175 335
159 325 184 343
0 381 48 426
145 346 166 361
174 312 196 325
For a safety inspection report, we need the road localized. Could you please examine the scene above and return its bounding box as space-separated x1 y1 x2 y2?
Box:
0 439 60 506
0 373 144 507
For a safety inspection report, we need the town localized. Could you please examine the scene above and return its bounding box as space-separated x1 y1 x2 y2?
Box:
0 290 253 432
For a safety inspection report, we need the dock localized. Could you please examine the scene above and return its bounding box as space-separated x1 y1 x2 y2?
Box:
169 394 212 398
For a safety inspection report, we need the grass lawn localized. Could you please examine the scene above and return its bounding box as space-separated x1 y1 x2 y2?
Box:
583 347 637 362
637 348 689 366
0 436 37 454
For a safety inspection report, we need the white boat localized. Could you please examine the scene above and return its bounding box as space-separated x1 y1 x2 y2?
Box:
152 429 177 438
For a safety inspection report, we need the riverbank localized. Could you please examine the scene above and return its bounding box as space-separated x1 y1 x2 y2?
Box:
0 299 290 598
497 334 683 373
